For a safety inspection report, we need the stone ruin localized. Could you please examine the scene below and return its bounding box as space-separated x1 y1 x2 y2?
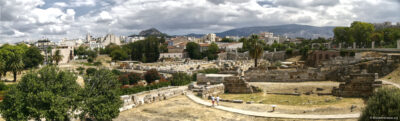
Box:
119 86 187 112
332 73 382 97
223 76 254 93
190 73 257 98
190 83 225 98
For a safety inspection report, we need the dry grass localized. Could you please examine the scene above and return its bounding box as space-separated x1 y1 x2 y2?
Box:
381 64 400 86
116 95 357 121
220 93 362 106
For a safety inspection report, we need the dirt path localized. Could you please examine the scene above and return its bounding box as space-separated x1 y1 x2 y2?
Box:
115 95 355 121
186 92 360 119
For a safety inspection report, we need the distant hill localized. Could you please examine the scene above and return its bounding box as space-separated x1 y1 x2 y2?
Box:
129 28 168 37
185 24 336 39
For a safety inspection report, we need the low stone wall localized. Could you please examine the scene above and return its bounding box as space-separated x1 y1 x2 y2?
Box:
119 86 188 112
332 73 382 97
197 84 225 98
196 73 234 85
223 76 253 93
244 68 327 82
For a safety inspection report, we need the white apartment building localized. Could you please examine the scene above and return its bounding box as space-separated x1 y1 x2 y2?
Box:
204 33 216 43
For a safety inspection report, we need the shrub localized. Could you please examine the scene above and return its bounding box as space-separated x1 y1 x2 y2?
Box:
0 82 8 91
359 87 400 121
93 61 102 66
127 73 142 85
192 73 197 81
170 73 192 86
87 57 94 63
111 69 121 76
350 51 356 57
77 67 85 75
144 69 160 84
86 68 97 75
118 74 130 85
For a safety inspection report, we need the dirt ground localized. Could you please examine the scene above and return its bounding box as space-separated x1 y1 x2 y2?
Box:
115 96 357 121
381 64 400 86
209 82 366 115
250 81 340 94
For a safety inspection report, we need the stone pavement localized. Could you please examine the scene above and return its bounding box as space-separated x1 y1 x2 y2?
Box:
186 92 360 119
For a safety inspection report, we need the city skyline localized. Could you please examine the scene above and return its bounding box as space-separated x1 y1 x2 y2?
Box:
0 0 400 43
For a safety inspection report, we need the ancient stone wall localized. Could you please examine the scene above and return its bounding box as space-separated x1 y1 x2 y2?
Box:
197 84 225 98
332 73 382 97
262 51 286 61
225 51 286 61
196 73 234 85
244 68 327 82
223 76 254 93
119 86 187 112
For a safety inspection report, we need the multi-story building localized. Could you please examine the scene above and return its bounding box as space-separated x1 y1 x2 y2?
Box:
203 33 216 43
258 32 280 45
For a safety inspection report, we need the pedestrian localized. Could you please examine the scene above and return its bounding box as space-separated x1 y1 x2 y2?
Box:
216 95 220 106
211 95 215 106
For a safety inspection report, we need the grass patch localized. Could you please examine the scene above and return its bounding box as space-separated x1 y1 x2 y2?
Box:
219 93 362 106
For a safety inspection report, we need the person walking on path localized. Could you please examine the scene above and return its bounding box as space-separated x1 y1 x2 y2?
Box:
211 96 215 106
216 95 220 106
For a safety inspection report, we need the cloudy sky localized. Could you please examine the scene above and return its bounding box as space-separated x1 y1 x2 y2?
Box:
0 0 399 43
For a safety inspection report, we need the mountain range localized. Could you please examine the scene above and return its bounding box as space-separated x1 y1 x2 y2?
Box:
132 24 336 39
185 24 336 39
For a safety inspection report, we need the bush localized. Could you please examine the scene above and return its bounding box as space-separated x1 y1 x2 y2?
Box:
198 68 220 74
129 73 141 85
0 82 8 91
118 74 130 85
359 88 400 121
144 69 160 84
93 61 102 66
87 57 94 63
111 69 121 76
77 67 85 75
192 73 197 81
170 73 192 86
86 68 97 75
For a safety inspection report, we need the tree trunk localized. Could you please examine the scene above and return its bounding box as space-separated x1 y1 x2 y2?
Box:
13 71 17 82
254 58 258 67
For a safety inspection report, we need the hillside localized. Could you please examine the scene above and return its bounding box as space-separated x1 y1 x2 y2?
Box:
185 24 336 39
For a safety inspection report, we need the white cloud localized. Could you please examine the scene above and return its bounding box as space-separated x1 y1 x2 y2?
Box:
70 0 96 7
53 2 68 8
0 0 399 43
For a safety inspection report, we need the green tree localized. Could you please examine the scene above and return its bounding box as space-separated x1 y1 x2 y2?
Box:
80 69 122 121
0 66 80 120
359 88 400 121
110 49 129 61
130 36 161 63
221 38 235 42
186 42 202 59
0 45 25 82
206 42 219 60
350 21 375 47
52 50 63 65
23 47 44 69
104 43 121 55
239 38 249 52
248 35 265 67
171 72 192 86
370 32 384 47
144 69 161 84
0 58 5 80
